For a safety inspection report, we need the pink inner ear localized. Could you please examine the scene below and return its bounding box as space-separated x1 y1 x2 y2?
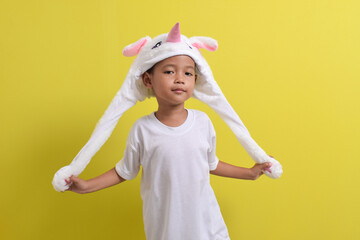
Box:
192 42 217 52
191 42 217 52
123 38 148 57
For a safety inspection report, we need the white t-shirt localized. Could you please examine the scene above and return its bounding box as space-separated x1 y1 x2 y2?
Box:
116 109 230 240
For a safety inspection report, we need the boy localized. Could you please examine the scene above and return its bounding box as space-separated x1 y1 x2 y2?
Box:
66 55 272 240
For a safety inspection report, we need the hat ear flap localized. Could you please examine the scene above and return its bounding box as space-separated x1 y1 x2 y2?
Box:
190 36 218 52
123 36 151 57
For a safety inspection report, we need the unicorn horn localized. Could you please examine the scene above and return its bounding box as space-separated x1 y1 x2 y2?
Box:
166 22 181 43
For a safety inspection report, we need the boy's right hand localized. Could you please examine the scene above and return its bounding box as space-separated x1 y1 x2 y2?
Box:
250 162 273 180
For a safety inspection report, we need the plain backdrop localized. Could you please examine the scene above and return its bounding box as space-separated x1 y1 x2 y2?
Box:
0 0 359 239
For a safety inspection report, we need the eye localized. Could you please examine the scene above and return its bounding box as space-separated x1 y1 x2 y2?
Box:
152 41 162 49
185 72 193 76
164 71 174 74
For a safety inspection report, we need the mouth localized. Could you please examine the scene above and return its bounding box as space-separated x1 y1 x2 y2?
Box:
172 88 186 93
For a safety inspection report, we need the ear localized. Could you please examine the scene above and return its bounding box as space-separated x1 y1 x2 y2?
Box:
190 36 218 52
123 36 151 57
142 72 153 89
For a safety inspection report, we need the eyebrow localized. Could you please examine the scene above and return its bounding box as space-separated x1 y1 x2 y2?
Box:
161 64 195 70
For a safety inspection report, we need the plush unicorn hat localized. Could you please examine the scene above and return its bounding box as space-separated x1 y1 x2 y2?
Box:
53 23 283 192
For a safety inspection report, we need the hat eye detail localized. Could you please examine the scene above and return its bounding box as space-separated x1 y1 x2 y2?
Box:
152 41 162 49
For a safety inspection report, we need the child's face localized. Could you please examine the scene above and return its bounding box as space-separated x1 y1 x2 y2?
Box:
142 55 197 108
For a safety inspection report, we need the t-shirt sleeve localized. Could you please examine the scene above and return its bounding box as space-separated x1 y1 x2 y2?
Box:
115 126 141 180
207 117 219 171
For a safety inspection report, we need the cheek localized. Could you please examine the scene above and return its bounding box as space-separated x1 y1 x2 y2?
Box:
188 81 196 94
152 79 170 93
190 78 196 87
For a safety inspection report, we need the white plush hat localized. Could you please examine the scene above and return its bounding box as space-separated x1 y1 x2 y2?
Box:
52 23 283 192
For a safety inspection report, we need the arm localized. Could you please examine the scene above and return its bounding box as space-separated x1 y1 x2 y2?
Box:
210 160 272 180
66 168 126 194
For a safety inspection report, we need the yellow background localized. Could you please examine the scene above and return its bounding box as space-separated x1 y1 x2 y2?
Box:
1 0 359 239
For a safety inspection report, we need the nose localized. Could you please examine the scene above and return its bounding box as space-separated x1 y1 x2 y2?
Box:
174 73 185 84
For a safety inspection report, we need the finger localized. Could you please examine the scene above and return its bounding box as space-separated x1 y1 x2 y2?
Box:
65 178 71 185
262 163 272 173
63 181 71 191
70 175 79 182
264 167 272 173
265 162 273 168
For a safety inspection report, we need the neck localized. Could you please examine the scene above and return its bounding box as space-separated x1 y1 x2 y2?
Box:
155 104 188 127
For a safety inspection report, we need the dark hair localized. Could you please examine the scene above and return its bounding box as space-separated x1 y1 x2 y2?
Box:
146 66 154 74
